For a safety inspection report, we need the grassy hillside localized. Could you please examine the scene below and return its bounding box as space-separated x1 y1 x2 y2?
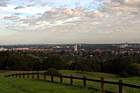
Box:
59 70 140 93
0 70 140 93
0 77 94 93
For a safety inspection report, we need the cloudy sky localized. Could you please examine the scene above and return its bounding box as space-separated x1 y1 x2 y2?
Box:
0 0 140 44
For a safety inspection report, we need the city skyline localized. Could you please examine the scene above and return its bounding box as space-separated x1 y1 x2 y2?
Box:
0 0 140 44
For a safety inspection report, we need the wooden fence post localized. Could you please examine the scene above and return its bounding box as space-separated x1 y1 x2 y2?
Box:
101 77 104 92
83 76 86 87
19 74 21 78
51 75 54 82
70 75 73 86
44 74 46 81
27 73 29 78
37 72 39 79
23 73 25 78
119 80 122 93
16 73 17 78
60 75 63 83
12 74 14 77
32 72 34 79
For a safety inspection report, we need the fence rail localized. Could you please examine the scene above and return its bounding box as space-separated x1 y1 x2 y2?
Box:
5 72 140 93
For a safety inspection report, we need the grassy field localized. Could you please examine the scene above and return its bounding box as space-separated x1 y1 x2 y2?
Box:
0 70 140 93
59 70 140 93
0 76 94 93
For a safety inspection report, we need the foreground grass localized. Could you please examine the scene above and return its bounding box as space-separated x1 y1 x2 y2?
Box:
0 70 140 93
0 77 94 93
52 70 140 93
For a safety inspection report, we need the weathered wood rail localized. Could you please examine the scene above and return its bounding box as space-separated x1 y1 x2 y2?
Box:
5 72 140 93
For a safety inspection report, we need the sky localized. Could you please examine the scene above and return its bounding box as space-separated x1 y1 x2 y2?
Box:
0 0 140 44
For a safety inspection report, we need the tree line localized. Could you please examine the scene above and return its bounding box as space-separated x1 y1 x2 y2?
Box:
0 51 140 77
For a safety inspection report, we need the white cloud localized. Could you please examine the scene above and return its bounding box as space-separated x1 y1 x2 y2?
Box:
101 0 140 17
15 6 51 14
0 0 10 7
87 12 104 18
1 0 140 44
4 15 21 20
0 4 51 15
112 0 140 7
0 14 9 19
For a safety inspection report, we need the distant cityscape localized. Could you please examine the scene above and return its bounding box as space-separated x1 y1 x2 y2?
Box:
0 43 140 55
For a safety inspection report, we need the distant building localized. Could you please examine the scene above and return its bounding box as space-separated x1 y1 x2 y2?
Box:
0 47 8 51
120 50 128 54
14 48 29 51
66 46 70 48
119 42 129 48
74 43 78 52
55 46 61 48
93 49 104 53
0 47 3 51
125 42 128 47
65 49 72 52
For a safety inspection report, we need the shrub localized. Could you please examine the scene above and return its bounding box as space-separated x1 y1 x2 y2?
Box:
119 71 130 77
45 68 61 75
42 55 66 70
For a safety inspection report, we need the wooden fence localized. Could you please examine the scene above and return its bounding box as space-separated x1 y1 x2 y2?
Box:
5 72 140 93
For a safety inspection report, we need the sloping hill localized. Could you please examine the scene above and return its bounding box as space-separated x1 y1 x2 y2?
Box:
0 77 94 93
1 70 140 93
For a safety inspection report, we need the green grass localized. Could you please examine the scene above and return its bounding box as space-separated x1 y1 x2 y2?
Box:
0 77 94 93
0 70 140 93
60 70 118 79
60 70 140 93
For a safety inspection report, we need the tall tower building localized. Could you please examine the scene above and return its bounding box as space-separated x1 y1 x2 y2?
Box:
125 42 128 47
74 43 78 52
